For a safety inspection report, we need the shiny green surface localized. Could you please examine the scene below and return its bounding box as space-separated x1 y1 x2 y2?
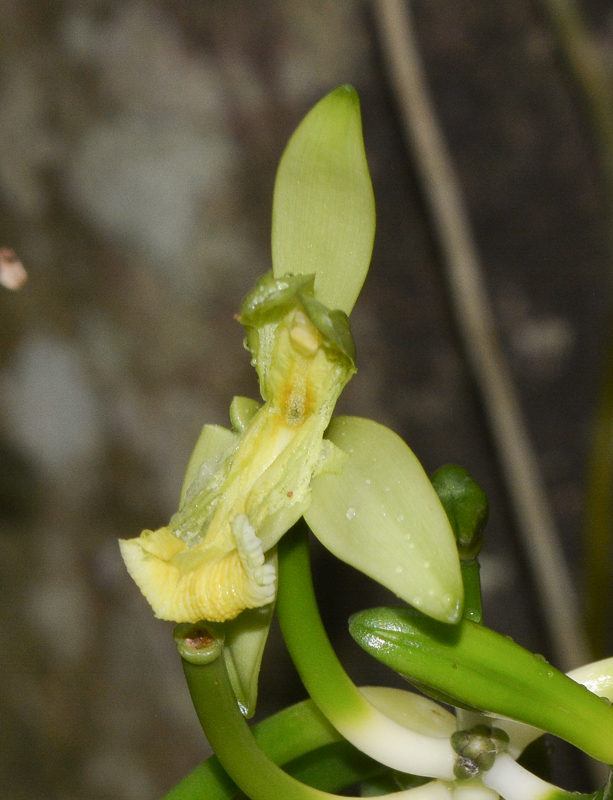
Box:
350 605 613 764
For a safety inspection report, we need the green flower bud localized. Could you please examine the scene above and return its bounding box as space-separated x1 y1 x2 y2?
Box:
431 464 488 562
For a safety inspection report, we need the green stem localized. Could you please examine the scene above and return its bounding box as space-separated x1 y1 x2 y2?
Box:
460 560 482 624
179 650 445 800
182 654 334 800
162 696 345 800
276 521 456 780
163 740 386 800
276 523 368 724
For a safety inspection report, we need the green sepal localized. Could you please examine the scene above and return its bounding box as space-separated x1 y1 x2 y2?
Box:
272 85 375 314
305 416 463 623
229 396 261 433
221 576 276 718
349 606 613 764
179 423 238 509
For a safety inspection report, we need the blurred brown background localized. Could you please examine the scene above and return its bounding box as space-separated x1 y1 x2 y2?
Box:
1 1 612 797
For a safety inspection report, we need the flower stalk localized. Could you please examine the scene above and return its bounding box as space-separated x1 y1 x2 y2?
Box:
276 522 457 779
177 625 452 800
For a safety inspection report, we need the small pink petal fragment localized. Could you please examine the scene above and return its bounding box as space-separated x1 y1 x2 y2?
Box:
0 248 27 290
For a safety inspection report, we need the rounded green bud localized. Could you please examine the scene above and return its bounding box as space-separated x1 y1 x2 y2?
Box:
431 464 488 562
451 724 509 780
490 726 510 753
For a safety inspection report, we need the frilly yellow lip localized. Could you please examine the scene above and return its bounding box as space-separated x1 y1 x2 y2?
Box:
119 516 276 622
120 294 354 623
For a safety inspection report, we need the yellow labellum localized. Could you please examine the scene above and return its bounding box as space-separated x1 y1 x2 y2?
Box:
120 308 353 622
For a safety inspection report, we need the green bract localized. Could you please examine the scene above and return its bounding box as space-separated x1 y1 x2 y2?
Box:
272 85 375 313
349 606 613 764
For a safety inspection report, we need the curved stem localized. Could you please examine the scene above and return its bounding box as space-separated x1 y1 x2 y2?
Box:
276 521 456 780
162 696 345 800
180 649 451 800
162 740 386 800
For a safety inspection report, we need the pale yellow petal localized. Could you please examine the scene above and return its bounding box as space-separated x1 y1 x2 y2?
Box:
119 525 276 623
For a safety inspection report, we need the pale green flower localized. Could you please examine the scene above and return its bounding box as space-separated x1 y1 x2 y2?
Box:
120 86 463 712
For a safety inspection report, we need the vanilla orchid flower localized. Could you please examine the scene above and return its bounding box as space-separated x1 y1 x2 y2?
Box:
120 86 463 713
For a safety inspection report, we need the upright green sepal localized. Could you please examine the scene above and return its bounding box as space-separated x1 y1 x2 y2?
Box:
305 416 463 623
272 85 375 314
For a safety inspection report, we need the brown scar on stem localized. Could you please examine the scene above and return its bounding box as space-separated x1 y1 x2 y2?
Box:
185 628 216 650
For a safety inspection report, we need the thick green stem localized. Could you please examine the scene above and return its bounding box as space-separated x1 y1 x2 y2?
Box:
162 740 386 800
276 523 368 724
162 696 347 800
179 649 447 800
182 655 330 800
276 521 456 780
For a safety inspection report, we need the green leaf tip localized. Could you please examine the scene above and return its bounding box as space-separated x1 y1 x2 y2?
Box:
272 85 375 315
